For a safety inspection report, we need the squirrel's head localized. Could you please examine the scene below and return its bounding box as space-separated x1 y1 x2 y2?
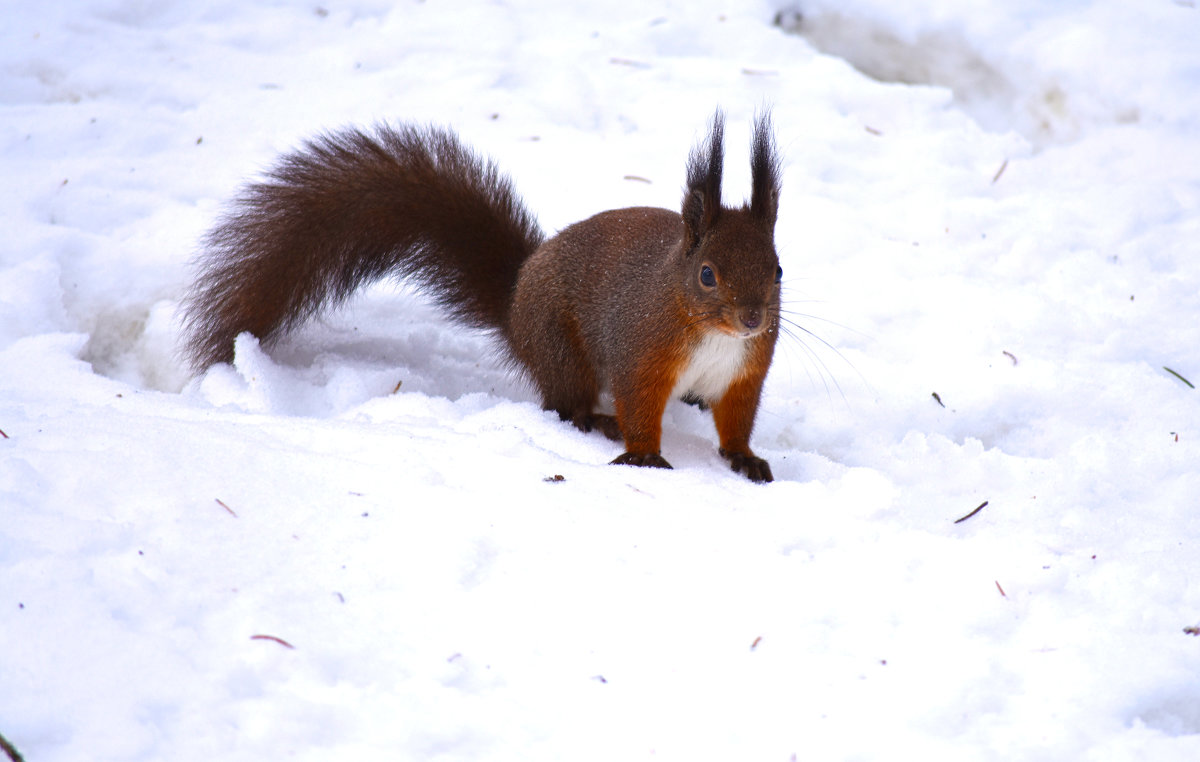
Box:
680 110 782 340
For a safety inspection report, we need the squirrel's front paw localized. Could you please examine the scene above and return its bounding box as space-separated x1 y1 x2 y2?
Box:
611 451 673 470
719 449 773 483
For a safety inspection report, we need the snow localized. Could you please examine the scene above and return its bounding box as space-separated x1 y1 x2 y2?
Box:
2 0 1199 759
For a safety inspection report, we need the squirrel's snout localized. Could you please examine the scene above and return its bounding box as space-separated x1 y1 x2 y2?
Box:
731 306 771 337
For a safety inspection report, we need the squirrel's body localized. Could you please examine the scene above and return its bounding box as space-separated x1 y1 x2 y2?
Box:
184 112 782 481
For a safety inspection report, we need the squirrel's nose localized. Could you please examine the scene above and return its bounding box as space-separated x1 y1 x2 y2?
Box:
741 309 761 330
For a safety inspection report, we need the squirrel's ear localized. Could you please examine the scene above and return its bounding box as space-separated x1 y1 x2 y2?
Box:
682 110 725 249
749 109 781 228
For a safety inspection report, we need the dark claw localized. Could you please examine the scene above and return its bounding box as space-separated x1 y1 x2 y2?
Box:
611 451 673 470
719 449 773 483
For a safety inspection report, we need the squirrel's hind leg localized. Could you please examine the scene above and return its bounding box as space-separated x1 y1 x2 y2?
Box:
570 412 622 441
534 366 623 441
508 289 621 442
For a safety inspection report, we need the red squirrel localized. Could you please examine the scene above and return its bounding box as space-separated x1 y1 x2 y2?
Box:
183 111 782 482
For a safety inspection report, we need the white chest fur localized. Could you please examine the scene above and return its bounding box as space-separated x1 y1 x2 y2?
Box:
670 331 749 404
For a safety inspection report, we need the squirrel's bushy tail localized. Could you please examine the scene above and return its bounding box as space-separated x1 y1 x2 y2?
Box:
182 124 544 369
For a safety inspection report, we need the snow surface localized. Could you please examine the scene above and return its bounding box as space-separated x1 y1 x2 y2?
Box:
3 1 1200 760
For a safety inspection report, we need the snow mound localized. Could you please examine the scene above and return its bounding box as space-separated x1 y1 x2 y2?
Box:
774 0 1195 146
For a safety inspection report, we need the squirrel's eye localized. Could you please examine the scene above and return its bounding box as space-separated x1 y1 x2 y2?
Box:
700 265 717 287
775 265 783 284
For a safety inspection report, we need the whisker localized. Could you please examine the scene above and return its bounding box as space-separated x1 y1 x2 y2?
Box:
683 311 722 332
774 310 874 404
778 319 847 403
778 307 871 340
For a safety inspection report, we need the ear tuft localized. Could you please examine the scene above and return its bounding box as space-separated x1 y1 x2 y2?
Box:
681 110 725 249
749 109 781 226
